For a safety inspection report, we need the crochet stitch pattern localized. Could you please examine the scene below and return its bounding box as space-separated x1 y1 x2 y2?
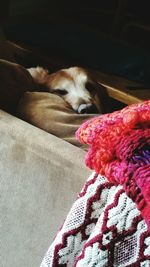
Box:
76 100 150 229
41 173 150 267
40 101 150 267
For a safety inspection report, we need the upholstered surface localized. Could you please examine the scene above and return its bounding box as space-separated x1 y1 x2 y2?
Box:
0 110 92 267
17 91 97 149
0 58 36 114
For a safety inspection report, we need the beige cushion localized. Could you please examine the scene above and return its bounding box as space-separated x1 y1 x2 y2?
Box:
17 91 97 148
0 110 92 267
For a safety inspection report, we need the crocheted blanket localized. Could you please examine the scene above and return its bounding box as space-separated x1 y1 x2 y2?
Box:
76 100 150 229
41 101 150 267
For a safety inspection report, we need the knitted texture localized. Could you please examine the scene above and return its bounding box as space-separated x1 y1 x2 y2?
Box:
76 101 150 228
40 173 150 267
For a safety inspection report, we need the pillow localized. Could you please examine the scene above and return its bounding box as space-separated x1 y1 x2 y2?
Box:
0 59 36 114
17 91 97 149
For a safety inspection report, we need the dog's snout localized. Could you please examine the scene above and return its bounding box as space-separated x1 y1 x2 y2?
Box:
78 103 98 114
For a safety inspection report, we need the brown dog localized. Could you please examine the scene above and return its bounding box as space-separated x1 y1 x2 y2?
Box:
27 66 106 114
0 44 106 147
17 66 107 147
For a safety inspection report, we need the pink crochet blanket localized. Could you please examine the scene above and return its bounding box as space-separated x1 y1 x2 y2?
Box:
76 100 150 229
41 101 150 266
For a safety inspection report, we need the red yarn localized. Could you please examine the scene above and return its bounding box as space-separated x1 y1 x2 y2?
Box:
76 100 150 228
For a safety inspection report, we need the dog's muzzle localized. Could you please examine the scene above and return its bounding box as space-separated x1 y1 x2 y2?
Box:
78 103 98 114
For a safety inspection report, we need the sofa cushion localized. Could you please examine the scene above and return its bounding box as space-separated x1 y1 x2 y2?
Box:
0 59 36 114
0 110 92 267
17 91 97 148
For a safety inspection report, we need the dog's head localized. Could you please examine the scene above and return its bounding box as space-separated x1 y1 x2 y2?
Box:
28 66 105 114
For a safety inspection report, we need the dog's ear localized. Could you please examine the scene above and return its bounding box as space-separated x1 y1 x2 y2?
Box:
27 67 49 83
27 66 52 92
86 70 110 114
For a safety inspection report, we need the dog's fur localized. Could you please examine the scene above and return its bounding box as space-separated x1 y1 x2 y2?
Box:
27 66 105 114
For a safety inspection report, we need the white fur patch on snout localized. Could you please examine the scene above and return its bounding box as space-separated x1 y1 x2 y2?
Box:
78 103 92 114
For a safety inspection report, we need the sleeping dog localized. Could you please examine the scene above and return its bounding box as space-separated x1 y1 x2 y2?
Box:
17 65 106 147
27 66 105 114
0 41 106 115
0 58 106 147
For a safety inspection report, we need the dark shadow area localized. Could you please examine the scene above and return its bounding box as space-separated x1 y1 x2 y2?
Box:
1 1 150 87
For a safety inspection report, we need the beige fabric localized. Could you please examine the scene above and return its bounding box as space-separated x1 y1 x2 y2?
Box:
17 92 97 148
0 110 92 267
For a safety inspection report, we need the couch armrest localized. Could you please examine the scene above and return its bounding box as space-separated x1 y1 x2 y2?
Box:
0 110 91 267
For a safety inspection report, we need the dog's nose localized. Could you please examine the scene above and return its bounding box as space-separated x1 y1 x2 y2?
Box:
78 103 98 114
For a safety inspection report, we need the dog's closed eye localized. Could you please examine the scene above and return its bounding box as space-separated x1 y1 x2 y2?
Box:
55 89 68 95
86 82 96 95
